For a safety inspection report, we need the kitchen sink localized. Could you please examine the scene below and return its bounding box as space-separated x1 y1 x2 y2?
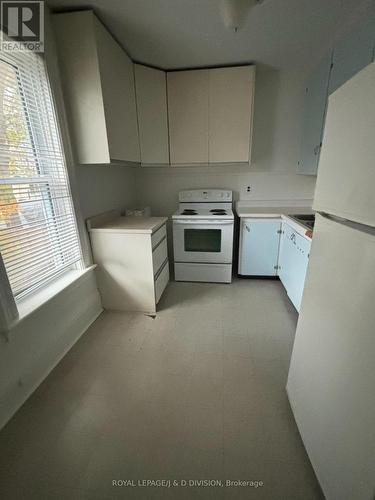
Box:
288 213 315 229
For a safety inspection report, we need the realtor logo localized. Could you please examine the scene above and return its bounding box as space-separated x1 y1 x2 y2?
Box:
1 1 44 52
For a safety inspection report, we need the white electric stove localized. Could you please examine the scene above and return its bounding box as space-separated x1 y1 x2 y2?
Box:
172 189 234 283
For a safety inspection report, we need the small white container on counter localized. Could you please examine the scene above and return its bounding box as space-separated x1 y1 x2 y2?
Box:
125 206 151 217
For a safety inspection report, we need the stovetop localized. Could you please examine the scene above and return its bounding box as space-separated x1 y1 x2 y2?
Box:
172 190 234 221
172 206 234 220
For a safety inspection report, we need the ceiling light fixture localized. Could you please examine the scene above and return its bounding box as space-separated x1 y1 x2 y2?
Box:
220 0 264 32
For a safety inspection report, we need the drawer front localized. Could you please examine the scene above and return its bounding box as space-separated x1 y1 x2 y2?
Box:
151 224 167 249
155 260 169 304
152 237 168 275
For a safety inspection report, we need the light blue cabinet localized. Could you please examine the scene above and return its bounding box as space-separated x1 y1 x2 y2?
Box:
329 15 375 94
278 222 311 312
239 218 311 311
278 223 294 295
239 219 281 276
297 53 333 176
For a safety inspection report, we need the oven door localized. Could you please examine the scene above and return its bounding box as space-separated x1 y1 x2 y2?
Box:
173 219 234 263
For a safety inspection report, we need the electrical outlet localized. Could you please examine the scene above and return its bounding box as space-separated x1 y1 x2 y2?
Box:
246 185 251 193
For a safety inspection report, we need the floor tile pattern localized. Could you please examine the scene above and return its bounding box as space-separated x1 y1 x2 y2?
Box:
0 279 324 499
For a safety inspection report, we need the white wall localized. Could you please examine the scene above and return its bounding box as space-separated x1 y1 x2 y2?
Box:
75 164 137 219
0 271 102 429
135 67 316 216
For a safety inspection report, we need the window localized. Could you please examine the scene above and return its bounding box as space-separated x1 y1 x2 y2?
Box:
0 49 82 299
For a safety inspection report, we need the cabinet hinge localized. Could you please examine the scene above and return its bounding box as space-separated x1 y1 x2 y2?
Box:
274 265 279 270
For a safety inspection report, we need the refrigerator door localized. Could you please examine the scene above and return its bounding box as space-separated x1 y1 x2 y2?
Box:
313 61 375 227
287 214 375 500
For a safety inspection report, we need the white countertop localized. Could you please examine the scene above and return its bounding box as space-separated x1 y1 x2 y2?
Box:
88 216 168 234
235 203 314 240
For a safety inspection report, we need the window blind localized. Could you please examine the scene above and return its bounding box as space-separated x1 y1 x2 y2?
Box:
0 48 82 298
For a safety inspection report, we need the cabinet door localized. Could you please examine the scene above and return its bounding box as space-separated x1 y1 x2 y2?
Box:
239 219 281 276
95 18 140 163
167 70 209 164
288 232 310 312
209 66 255 163
329 15 375 94
297 54 332 175
278 222 294 292
279 223 310 312
53 11 110 164
135 64 169 164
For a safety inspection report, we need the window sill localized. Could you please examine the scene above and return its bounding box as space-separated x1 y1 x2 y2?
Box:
16 265 97 323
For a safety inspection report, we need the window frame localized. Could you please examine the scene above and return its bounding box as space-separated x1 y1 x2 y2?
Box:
0 42 84 301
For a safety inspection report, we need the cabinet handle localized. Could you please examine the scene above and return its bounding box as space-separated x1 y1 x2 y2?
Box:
245 225 250 233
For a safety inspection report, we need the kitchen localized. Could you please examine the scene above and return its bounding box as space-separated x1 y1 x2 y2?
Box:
0 1 374 499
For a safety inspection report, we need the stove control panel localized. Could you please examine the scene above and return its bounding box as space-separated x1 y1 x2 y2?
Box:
179 189 232 203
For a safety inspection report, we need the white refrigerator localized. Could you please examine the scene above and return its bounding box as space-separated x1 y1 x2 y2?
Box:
287 62 375 500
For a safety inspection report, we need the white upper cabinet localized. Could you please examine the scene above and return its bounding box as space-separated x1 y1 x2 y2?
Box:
167 66 255 165
95 19 140 163
167 69 209 164
209 66 255 163
134 64 169 165
297 54 333 176
53 11 140 164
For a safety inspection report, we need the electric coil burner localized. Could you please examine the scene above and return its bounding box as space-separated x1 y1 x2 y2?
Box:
181 209 198 215
172 189 234 283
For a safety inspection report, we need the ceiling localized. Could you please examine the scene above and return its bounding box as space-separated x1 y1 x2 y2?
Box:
47 0 373 71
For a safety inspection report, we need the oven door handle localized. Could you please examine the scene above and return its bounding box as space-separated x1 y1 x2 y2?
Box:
173 220 234 225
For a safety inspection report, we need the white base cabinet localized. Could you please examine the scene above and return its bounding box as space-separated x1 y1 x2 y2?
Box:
238 217 311 312
89 219 169 314
239 219 281 276
278 222 311 312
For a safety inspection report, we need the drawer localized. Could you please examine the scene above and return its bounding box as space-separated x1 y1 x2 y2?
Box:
151 224 167 249
155 260 169 304
152 237 168 275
